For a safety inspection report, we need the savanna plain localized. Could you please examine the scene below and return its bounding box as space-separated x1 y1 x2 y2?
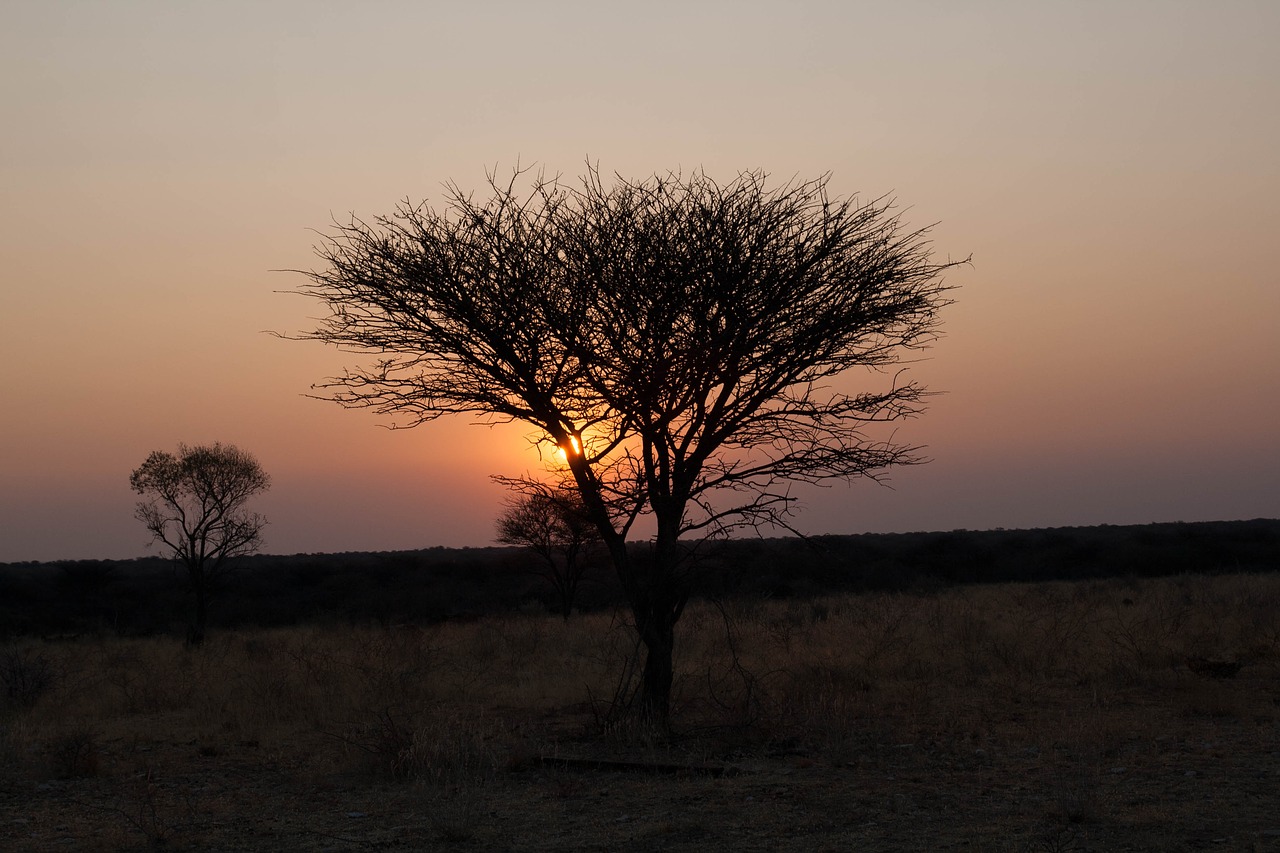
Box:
3 571 1279 852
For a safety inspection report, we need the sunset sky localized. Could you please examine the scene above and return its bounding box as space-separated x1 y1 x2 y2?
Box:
2 1 1277 563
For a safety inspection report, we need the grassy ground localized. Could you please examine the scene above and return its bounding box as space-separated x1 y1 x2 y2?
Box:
3 572 1279 851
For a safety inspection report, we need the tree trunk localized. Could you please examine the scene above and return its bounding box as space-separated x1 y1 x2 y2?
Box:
569 463 683 729
591 548 683 728
637 616 675 728
188 570 208 647
631 518 685 730
558 585 573 621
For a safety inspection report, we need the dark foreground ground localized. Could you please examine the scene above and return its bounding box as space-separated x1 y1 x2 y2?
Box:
4 570 1280 851
5 689 1280 852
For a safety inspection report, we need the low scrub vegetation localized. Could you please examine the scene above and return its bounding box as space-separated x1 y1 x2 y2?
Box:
3 571 1279 850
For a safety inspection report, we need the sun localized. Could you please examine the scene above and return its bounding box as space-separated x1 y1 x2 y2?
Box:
554 435 582 462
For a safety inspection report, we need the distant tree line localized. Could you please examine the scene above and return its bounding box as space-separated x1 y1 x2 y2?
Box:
2 520 1277 640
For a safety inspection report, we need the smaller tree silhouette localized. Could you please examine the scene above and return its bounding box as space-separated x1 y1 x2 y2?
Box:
496 485 601 620
130 443 270 645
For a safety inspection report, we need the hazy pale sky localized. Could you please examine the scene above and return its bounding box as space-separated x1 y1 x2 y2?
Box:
2 1 1277 562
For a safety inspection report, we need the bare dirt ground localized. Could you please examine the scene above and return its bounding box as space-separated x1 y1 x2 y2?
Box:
7 703 1280 852
4 575 1279 851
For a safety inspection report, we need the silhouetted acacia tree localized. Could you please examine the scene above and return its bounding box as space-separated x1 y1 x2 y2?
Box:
496 485 601 620
290 166 961 727
130 443 270 646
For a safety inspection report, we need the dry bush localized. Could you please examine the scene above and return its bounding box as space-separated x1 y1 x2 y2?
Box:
0 719 21 781
0 645 56 710
107 766 199 848
45 726 101 778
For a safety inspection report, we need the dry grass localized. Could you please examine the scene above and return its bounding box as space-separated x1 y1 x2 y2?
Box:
3 572 1279 850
